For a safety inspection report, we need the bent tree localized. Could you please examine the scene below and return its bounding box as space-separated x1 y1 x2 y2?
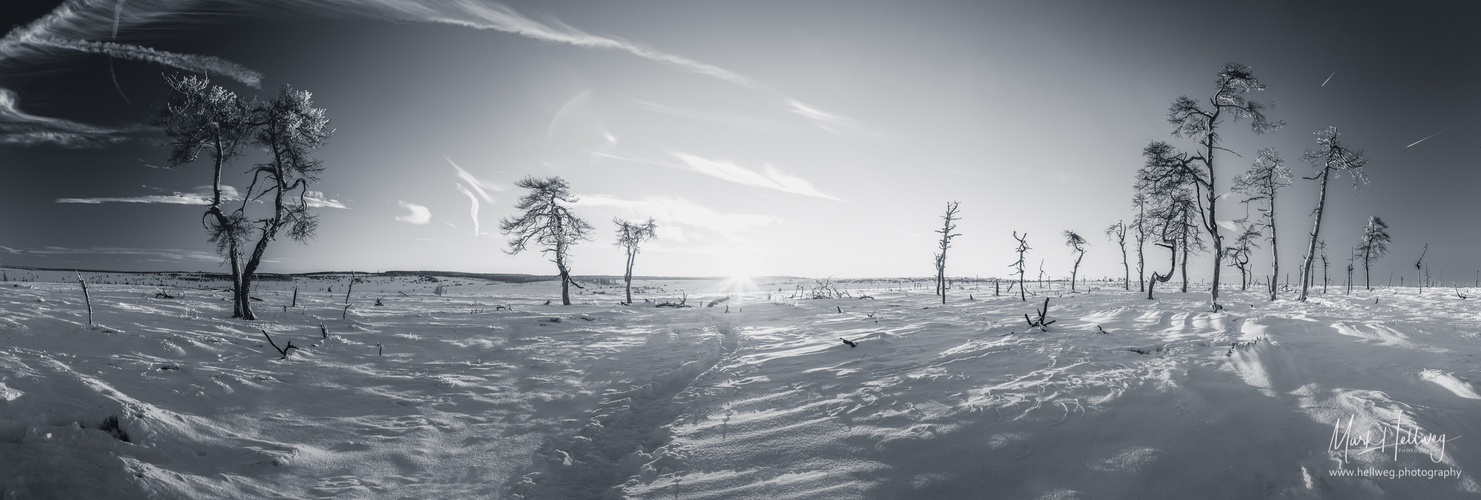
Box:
1064 230 1087 292
500 176 594 305
238 86 333 320
613 217 658 305
1297 127 1369 301
154 75 253 318
1142 63 1282 310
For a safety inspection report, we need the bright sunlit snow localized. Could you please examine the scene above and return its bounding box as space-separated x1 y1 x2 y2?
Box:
2 272 1478 498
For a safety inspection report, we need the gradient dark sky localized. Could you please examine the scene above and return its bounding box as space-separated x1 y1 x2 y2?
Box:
2 0 1479 283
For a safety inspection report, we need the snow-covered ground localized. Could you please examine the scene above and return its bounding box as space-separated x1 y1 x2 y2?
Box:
2 271 1479 499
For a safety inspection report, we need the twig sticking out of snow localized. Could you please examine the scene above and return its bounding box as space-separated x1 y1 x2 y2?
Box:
657 292 689 308
1025 297 1055 332
261 329 298 359
1097 325 1109 334
76 272 93 326
320 323 328 339
840 338 857 348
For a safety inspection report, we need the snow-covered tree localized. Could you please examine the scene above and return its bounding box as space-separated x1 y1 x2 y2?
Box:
154 75 253 318
1232 148 1292 300
1355 216 1391 291
1296 127 1369 301
1140 63 1282 310
235 85 333 320
500 176 594 306
613 217 658 305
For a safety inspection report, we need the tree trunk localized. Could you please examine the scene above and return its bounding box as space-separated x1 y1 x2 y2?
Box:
1071 251 1084 292
1204 139 1223 310
1268 191 1279 301
1298 169 1332 301
624 253 635 305
1148 243 1175 300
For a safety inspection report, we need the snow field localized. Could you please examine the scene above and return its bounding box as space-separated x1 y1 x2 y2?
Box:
0 273 1478 498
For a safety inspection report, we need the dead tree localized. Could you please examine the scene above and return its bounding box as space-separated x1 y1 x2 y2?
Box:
1064 230 1088 292
499 176 594 306
1105 221 1129 291
1319 240 1329 294
1297 127 1369 301
1415 244 1428 295
76 272 93 325
1025 297 1055 331
933 202 962 305
1345 247 1356 295
260 329 298 359
1010 232 1030 301
1143 63 1283 311
1232 148 1292 301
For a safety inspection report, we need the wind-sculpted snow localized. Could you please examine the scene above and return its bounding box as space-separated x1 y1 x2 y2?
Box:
0 274 1479 498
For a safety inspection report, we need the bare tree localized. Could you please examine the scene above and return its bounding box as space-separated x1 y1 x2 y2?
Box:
1010 232 1030 301
154 75 253 318
1105 221 1129 290
1415 243 1428 295
1232 148 1292 301
1296 127 1369 301
1139 63 1282 310
613 217 657 305
1345 247 1356 295
933 202 961 304
1355 216 1391 290
237 85 333 320
500 176 594 305
1064 230 1088 292
1318 240 1329 294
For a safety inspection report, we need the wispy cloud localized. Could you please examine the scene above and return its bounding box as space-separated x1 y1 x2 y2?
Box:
575 194 776 242
447 156 501 201
57 184 347 209
0 88 143 147
447 156 499 236
348 0 758 88
0 0 262 147
303 191 348 209
598 150 838 201
0 0 262 87
395 200 431 224
455 183 482 236
785 98 876 136
326 0 868 135
24 246 220 262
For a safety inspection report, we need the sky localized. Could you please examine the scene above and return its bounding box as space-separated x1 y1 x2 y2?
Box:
2 0 1479 284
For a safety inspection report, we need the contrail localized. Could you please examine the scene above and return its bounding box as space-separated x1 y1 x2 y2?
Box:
1406 119 1476 148
108 0 134 106
1321 69 1337 87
